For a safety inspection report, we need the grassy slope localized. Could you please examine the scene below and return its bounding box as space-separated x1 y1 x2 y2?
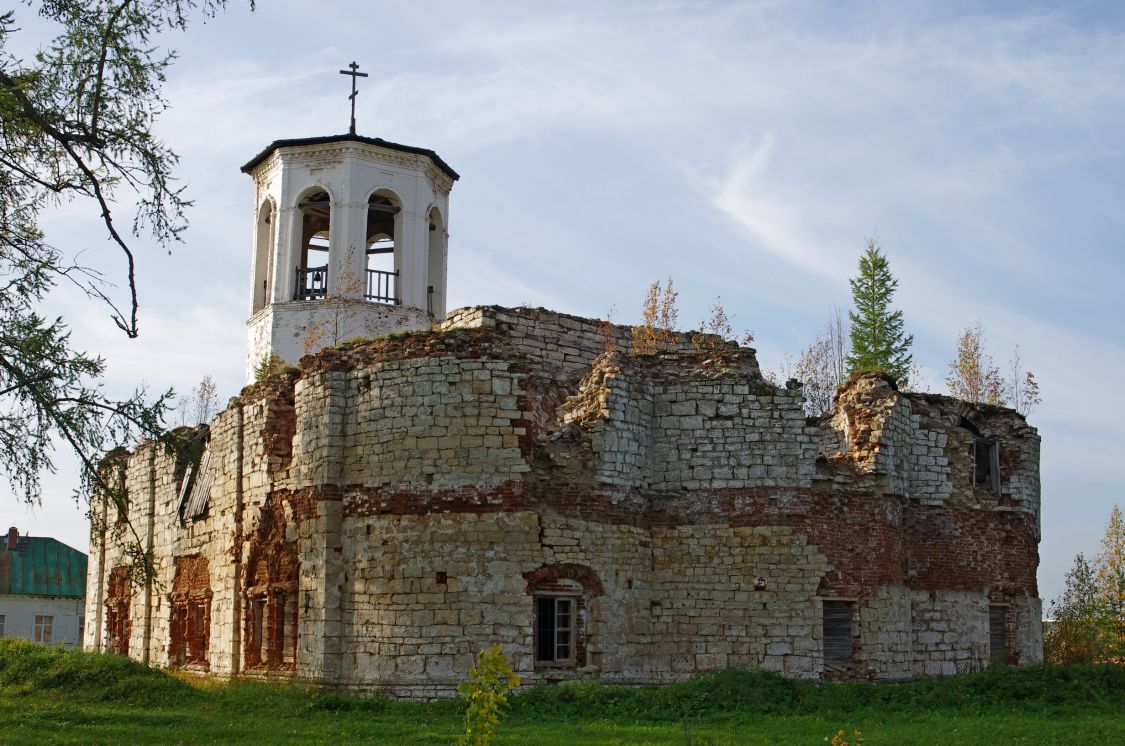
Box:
1 639 1123 745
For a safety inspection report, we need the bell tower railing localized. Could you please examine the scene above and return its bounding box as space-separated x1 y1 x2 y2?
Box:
294 265 328 301
365 269 398 304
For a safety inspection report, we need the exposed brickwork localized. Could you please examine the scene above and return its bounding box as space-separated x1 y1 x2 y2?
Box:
87 305 1041 696
169 555 211 668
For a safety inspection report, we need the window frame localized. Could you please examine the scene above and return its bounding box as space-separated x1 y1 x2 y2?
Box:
0 613 5 636
535 593 578 667
34 614 54 644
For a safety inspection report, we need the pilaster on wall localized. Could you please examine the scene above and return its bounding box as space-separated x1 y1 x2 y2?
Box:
296 371 347 683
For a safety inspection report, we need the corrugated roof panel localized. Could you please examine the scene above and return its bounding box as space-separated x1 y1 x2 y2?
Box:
0 537 87 598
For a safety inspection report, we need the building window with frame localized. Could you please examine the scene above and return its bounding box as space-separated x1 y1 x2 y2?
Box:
0 614 5 636
535 596 575 664
34 614 53 644
524 564 604 670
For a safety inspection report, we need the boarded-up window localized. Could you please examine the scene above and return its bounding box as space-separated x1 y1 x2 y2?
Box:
823 601 854 662
989 605 1008 665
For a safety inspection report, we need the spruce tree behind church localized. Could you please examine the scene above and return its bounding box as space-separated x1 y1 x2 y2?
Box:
847 239 913 382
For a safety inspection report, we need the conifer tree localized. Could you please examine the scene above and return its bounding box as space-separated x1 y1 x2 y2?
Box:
846 239 913 381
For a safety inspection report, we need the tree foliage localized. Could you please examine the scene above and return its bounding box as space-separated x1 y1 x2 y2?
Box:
1045 506 1125 664
945 323 1041 415
177 374 219 426
846 239 913 382
1095 505 1125 654
0 1 243 572
456 644 520 746
632 277 680 354
946 322 1005 405
690 296 754 353
793 307 849 416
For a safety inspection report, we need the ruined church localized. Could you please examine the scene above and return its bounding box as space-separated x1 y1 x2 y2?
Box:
84 129 1042 697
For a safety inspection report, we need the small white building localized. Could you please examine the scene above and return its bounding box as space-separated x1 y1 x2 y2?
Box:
241 133 458 381
0 527 87 647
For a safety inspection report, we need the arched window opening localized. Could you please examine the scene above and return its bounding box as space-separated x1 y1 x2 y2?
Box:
427 207 444 317
252 201 274 313
525 564 603 669
366 193 400 304
296 189 330 300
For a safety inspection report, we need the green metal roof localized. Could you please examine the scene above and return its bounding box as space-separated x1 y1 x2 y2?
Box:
0 536 87 598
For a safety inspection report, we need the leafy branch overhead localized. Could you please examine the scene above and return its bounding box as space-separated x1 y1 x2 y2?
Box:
0 2 247 578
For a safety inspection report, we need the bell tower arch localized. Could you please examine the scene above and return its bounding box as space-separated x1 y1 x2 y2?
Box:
241 134 458 381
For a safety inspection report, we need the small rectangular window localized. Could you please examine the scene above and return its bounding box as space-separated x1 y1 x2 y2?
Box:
823 601 854 662
536 596 576 664
34 615 53 644
78 615 84 643
989 606 1008 665
0 614 5 636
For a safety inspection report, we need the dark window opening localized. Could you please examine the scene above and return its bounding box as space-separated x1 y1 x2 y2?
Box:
989 605 1008 665
823 600 855 662
974 439 1001 494
535 596 575 664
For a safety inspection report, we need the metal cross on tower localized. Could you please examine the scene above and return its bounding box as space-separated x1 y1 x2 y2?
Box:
339 61 369 135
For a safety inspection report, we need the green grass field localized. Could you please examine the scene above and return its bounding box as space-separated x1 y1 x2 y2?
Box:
1 639 1123 745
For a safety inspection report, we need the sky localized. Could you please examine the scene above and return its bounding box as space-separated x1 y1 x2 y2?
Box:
3 0 1124 607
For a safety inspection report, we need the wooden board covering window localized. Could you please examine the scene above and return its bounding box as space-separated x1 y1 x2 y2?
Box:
989 605 1008 665
823 601 854 661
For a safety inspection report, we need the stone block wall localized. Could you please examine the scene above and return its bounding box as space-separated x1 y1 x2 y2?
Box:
88 305 1042 696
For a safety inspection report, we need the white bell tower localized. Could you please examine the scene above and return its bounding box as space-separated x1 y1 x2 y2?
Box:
241 133 458 381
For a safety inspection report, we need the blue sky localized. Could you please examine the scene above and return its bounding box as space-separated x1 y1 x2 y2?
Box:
4 0 1124 606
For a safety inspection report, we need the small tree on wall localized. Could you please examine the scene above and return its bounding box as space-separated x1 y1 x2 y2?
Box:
945 323 1041 415
946 322 1005 405
846 239 913 383
633 277 680 354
